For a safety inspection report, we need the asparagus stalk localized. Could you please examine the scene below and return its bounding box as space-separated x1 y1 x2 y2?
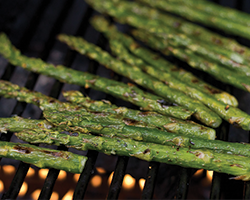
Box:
137 0 250 40
90 16 238 107
16 129 250 181
0 141 87 174
0 116 248 160
87 0 250 61
131 29 250 93
87 1 250 75
63 90 216 140
0 35 193 119
168 0 250 27
58 34 222 128
0 80 215 139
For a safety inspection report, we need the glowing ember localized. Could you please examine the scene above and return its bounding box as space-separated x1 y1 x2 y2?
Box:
50 191 59 200
122 174 135 190
108 171 114 185
139 178 145 190
2 165 15 174
62 190 74 200
57 170 67 181
0 180 4 193
193 169 204 177
27 168 35 177
73 174 80 182
96 167 106 174
18 182 28 197
31 189 41 200
38 169 49 179
206 170 213 181
91 175 102 187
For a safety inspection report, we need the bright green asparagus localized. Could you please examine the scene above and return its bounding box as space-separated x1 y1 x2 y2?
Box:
63 90 216 139
131 29 250 93
137 0 250 40
15 128 250 181
0 34 193 119
90 16 238 107
58 33 222 128
0 140 87 173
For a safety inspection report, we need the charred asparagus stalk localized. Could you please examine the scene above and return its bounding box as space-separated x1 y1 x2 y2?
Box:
90 16 238 107
63 90 216 139
0 80 215 139
87 0 250 61
0 35 193 119
58 33 222 128
16 129 250 181
0 116 248 160
137 0 250 40
0 141 87 173
131 29 250 93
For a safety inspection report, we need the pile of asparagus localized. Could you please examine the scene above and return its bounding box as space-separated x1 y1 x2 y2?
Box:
1 0 250 179
84 0 250 93
1 80 250 180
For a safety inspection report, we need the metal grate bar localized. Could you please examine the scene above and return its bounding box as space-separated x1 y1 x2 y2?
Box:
73 150 99 199
141 161 160 199
107 156 129 199
1 162 30 199
176 168 191 199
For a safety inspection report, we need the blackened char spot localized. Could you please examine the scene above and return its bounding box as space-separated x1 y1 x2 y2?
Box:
157 99 177 107
123 118 140 126
212 37 223 45
191 79 199 83
71 132 79 136
143 148 150 154
60 131 71 135
14 145 32 154
204 85 221 94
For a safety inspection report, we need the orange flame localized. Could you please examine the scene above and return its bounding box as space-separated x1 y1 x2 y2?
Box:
62 189 74 200
206 170 213 182
73 174 80 182
108 171 114 185
38 169 49 179
50 191 59 200
18 182 28 197
193 169 204 177
27 168 35 177
2 165 15 174
139 178 145 190
96 167 106 174
0 180 4 193
122 174 135 190
57 170 67 181
91 175 102 187
31 189 41 200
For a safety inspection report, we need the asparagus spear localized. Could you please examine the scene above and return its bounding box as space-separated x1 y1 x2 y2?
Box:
0 116 248 160
0 141 87 174
58 34 222 128
90 16 238 107
0 35 192 119
16 129 250 181
63 90 216 140
168 0 250 27
86 1 250 75
0 80 215 139
87 0 250 61
137 0 250 40
131 29 250 93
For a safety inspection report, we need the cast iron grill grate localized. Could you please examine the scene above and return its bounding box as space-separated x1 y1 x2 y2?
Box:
0 0 250 199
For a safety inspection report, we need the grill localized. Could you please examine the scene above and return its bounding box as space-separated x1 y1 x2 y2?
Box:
0 0 250 199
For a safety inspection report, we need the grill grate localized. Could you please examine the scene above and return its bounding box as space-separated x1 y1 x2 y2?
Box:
0 0 250 199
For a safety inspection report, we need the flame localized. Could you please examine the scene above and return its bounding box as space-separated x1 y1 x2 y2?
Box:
18 182 28 197
206 170 213 182
57 170 67 181
139 178 145 190
73 174 80 182
0 180 4 193
122 174 135 190
27 168 35 177
50 191 59 200
96 167 106 174
91 175 102 187
108 171 114 185
193 169 204 177
31 189 41 200
2 165 15 174
38 169 49 179
62 189 74 200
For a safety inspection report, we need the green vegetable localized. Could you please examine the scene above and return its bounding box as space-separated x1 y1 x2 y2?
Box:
58 33 222 128
63 90 216 140
138 0 250 40
90 15 238 107
0 141 87 174
16 128 250 181
0 35 193 119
